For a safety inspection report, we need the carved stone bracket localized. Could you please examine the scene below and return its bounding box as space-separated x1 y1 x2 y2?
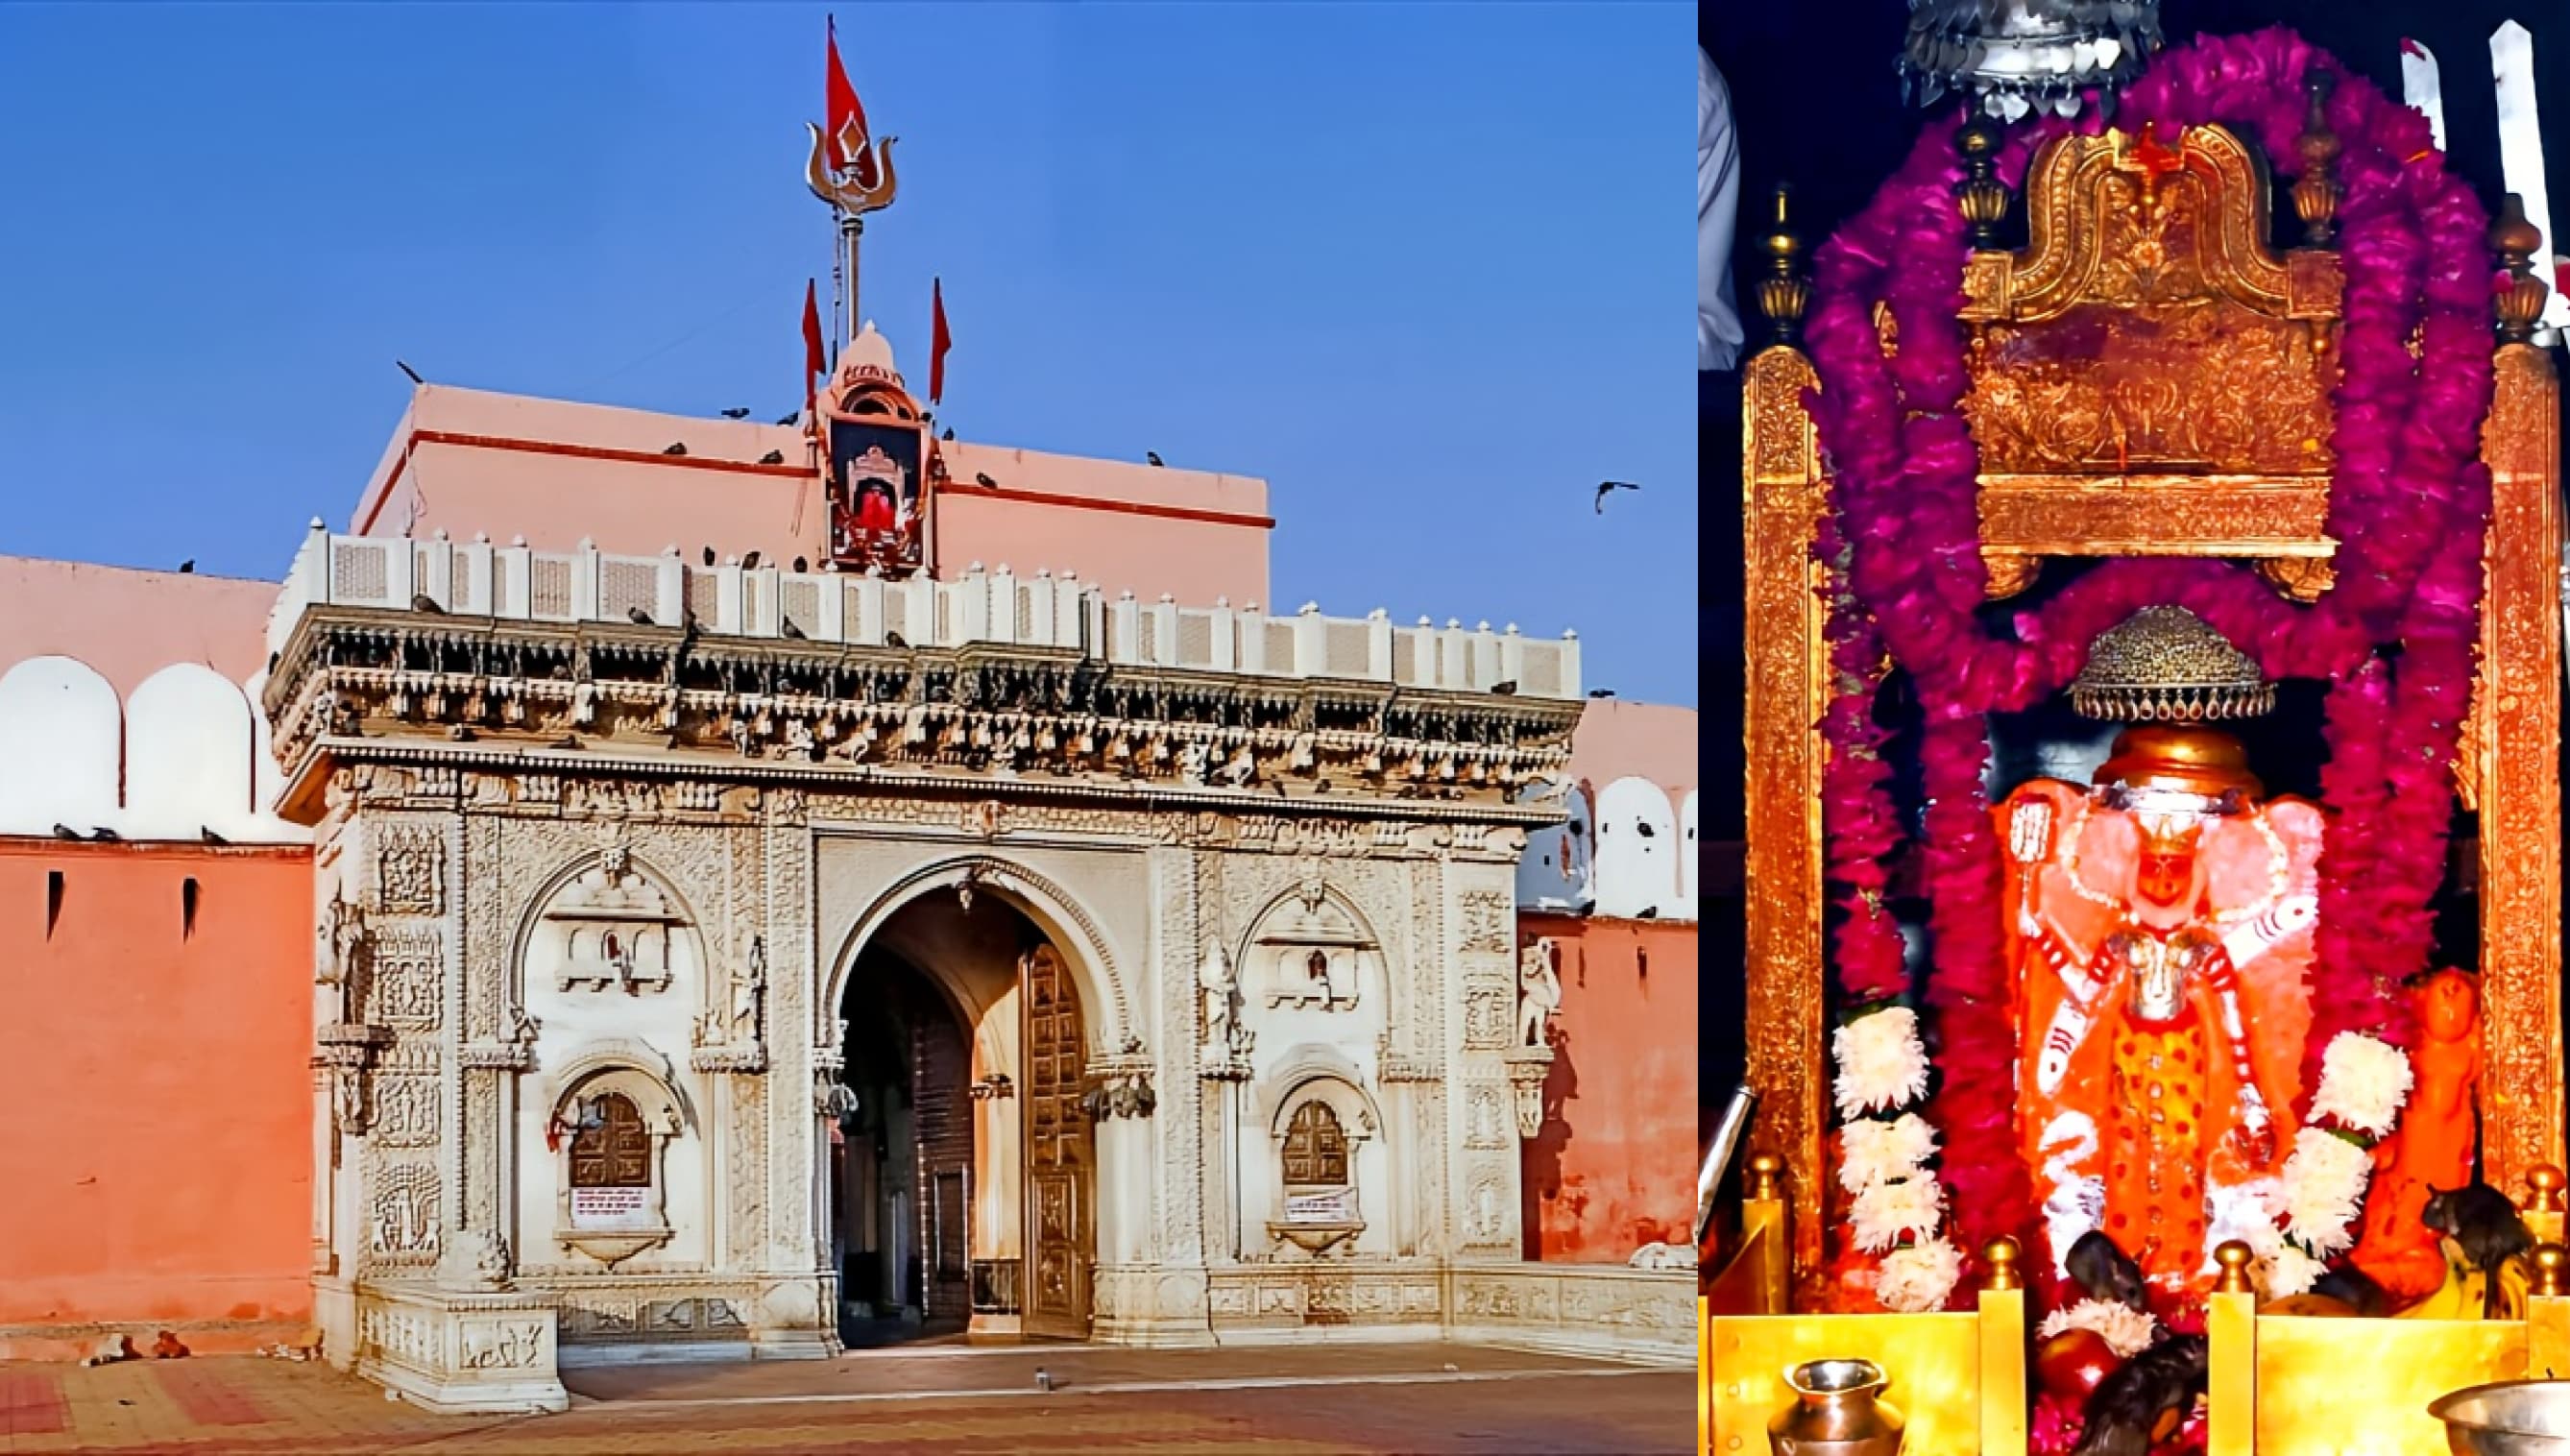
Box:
1082 1050 1158 1120
1502 1047 1556 1140
314 1021 393 1135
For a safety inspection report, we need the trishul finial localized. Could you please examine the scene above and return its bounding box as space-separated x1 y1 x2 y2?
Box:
806 115 899 216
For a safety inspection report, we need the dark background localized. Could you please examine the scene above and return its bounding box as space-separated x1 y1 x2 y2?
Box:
1701 0 2570 1106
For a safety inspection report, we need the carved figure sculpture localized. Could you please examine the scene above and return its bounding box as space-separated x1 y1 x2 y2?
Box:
1199 942 1235 1060
2350 969 2485 1300
2003 610 2319 1298
1517 936 1563 1048
734 935 767 1038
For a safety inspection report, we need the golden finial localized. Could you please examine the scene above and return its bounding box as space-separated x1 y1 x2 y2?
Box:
2291 68 2341 248
2494 194 2552 345
2213 1241 2256 1294
2528 1165 2568 1213
1979 1236 2024 1292
1756 185 1810 347
1746 1152 1784 1201
1955 116 2011 251
2537 1245 2568 1298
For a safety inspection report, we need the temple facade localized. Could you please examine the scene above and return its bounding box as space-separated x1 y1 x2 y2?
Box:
0 342 1695 1408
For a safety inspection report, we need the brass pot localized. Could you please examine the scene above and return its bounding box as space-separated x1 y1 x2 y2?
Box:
1768 1359 1905 1456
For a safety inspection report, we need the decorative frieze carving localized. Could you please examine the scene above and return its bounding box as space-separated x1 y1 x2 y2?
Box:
373 1041 444 1148
1461 983 1514 1050
372 1161 443 1265
267 616 1577 816
1457 889 1512 955
376 825 448 915
369 924 446 1026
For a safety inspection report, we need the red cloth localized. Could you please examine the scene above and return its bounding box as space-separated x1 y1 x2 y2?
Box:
930 278 951 404
825 18 876 188
802 279 825 395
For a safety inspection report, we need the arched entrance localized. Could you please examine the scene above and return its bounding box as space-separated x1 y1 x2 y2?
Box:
826 884 1095 1345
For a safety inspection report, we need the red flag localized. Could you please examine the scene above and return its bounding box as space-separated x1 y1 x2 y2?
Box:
930 278 952 405
824 17 877 189
802 279 826 397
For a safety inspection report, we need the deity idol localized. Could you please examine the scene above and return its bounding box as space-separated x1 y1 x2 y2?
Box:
2002 607 2322 1299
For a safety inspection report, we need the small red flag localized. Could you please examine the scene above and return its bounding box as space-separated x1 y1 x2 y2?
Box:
802 279 826 395
824 17 877 190
929 278 952 405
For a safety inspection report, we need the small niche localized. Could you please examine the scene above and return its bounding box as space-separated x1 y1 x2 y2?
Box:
46 870 63 939
182 877 200 940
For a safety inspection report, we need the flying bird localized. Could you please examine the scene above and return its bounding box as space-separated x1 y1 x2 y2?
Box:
178 560 195 573
974 472 999 488
758 449 786 465
410 594 445 615
782 619 808 641
663 442 689 456
720 407 751 420
1587 688 1615 699
1594 480 1641 514
775 411 800 425
396 360 425 385
626 606 655 626
1490 680 1517 696
1146 451 1165 467
741 550 762 570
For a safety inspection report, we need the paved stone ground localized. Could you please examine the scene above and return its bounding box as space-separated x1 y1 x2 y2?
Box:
0 1343 1691 1453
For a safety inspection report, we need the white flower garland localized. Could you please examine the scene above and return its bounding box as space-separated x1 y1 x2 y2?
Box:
1832 1006 1962 1311
1838 1112 1940 1195
1877 1236 1964 1314
2037 1298 2161 1358
1833 1007 1931 1120
2308 1032 2414 1139
2272 1032 2412 1266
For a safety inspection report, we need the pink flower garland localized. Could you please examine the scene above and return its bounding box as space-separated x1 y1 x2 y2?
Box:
1804 29 2498 1290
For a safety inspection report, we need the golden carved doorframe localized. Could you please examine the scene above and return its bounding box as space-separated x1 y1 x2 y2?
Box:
1738 123 2564 1300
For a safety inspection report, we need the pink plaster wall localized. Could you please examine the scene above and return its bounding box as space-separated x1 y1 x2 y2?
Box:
353 385 1272 607
0 840 314 1357
0 557 275 696
1568 699 1698 797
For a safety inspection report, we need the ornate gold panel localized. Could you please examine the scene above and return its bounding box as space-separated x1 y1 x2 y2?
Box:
1736 122 2564 1304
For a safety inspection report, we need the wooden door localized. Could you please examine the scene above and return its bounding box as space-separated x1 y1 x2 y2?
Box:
1020 944 1093 1339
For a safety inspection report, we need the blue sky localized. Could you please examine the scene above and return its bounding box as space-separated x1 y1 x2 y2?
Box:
0 3 1697 707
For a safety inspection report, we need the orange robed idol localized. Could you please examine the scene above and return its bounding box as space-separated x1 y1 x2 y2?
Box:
2348 969 2483 1300
2001 724 2320 1298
